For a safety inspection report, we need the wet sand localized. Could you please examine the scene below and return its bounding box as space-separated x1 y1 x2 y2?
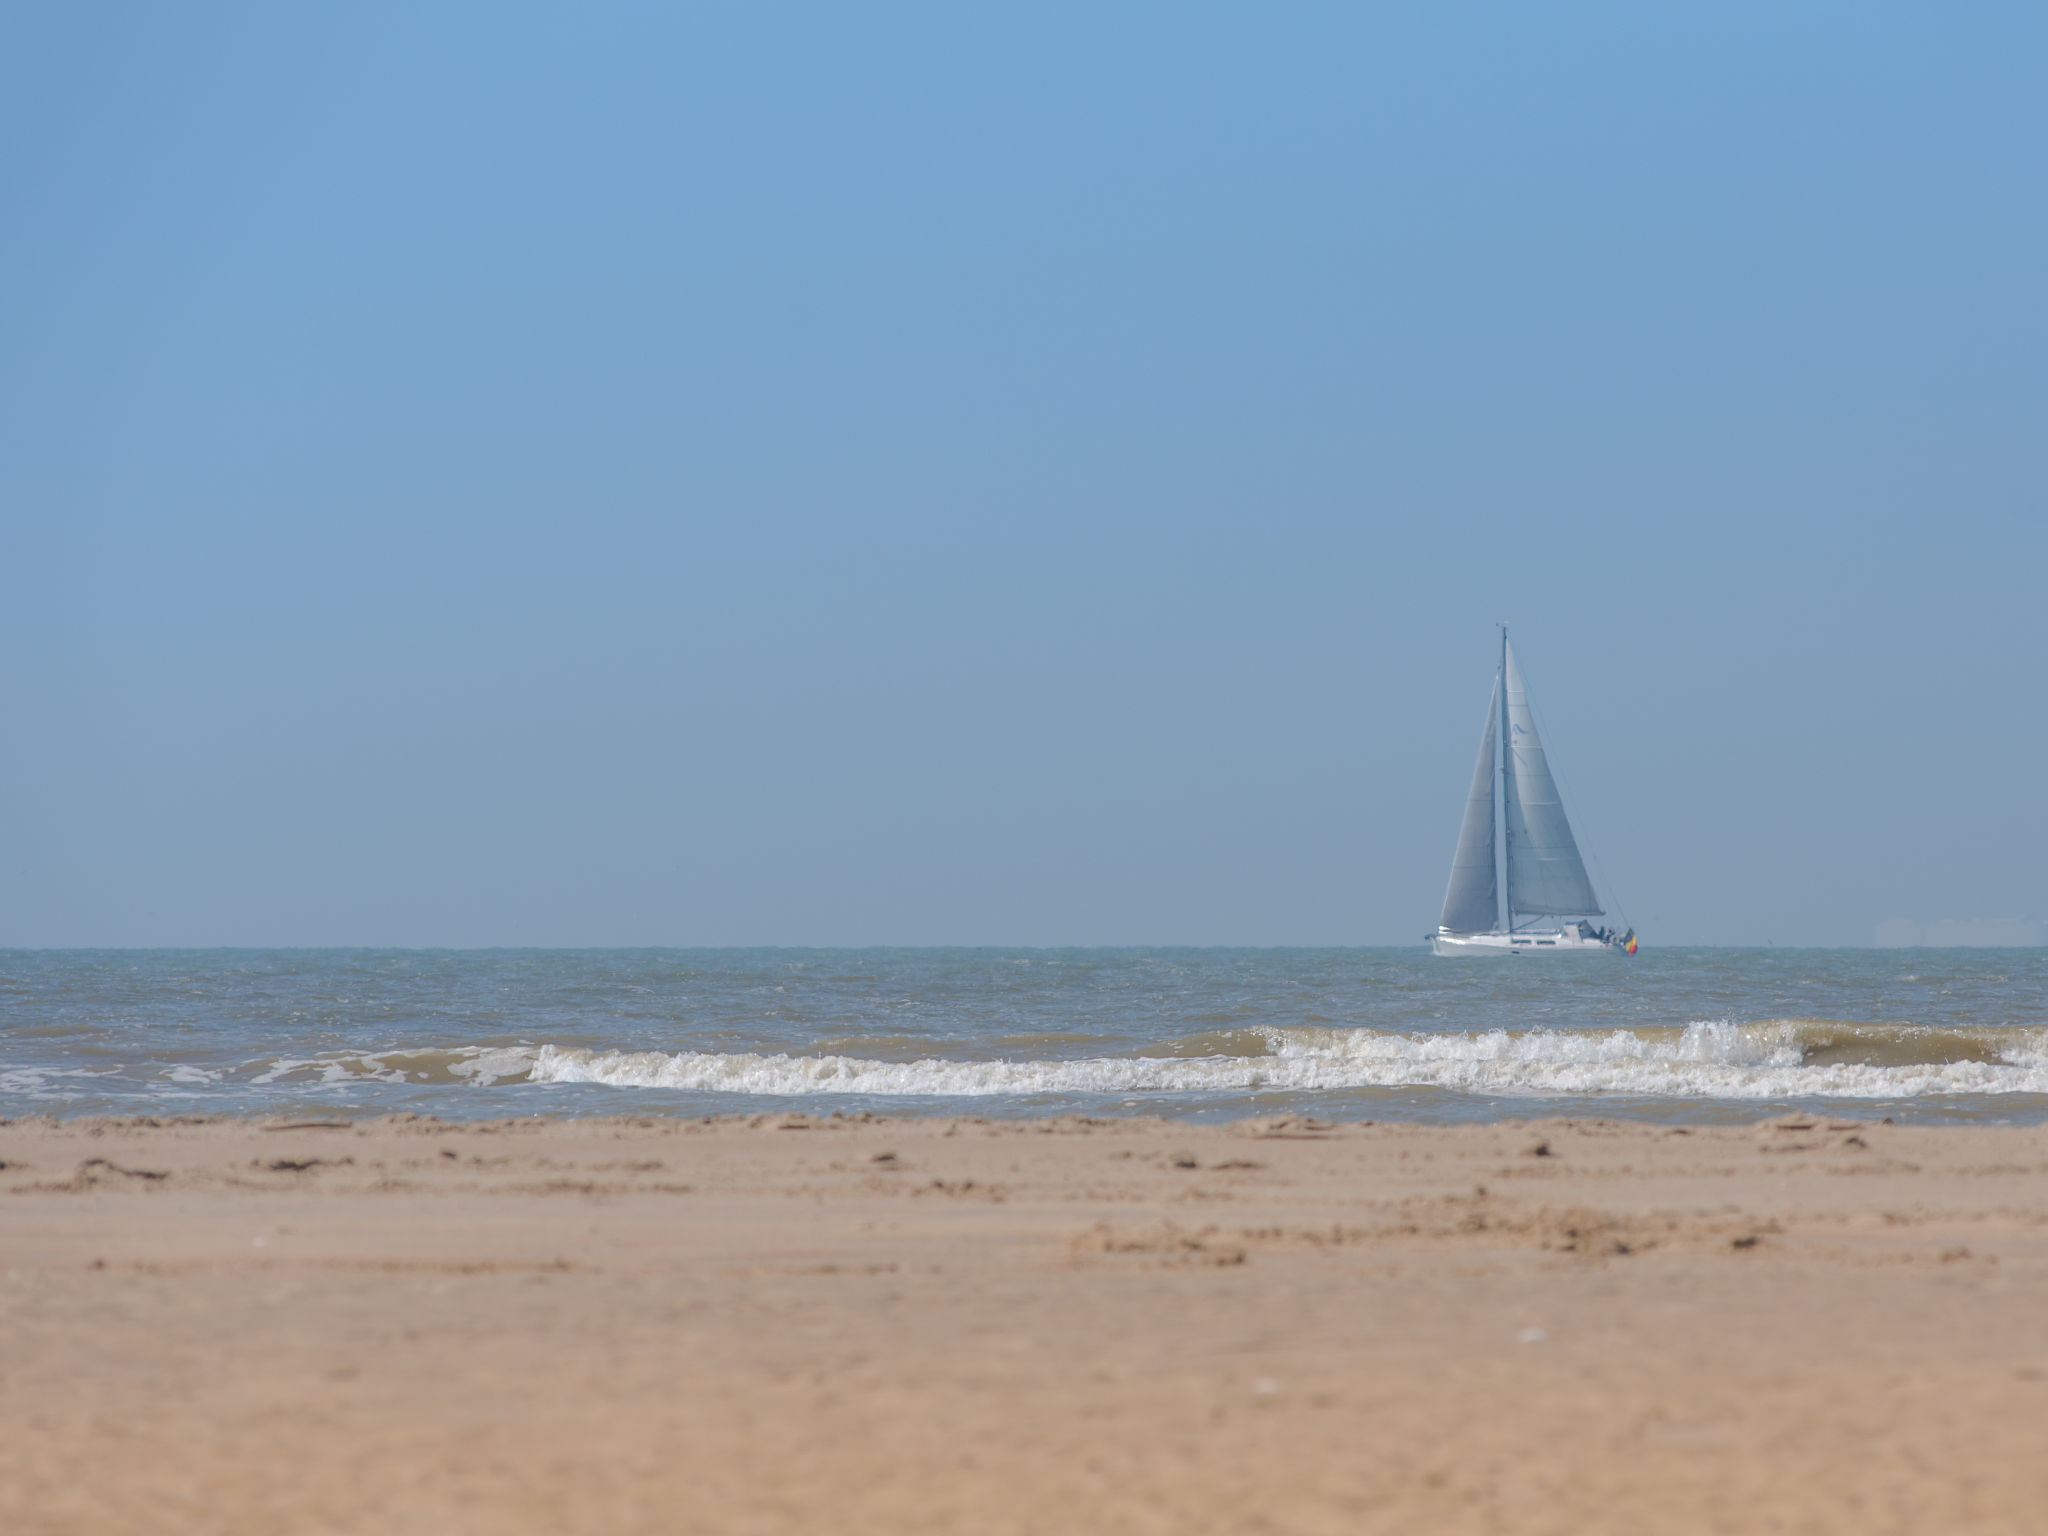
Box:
3 1112 2046 1534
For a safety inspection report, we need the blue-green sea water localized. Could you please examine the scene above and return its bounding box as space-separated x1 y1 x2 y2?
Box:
3 947 2045 1124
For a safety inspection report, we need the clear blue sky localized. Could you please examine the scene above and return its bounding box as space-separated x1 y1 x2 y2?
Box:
2 3 2042 947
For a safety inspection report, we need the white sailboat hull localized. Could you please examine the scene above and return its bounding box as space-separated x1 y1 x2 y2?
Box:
1431 928 1623 957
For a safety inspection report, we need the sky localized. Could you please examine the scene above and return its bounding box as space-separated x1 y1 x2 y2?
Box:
1 2 2043 948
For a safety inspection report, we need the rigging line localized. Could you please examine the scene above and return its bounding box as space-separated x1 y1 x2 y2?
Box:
1580 833 1634 934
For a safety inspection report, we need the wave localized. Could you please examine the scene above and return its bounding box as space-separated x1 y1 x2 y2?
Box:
521 1019 2048 1101
212 1021 2048 1101
0 1065 125 1099
249 1046 539 1088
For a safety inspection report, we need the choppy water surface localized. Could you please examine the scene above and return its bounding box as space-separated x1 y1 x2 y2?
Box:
3 947 2046 1124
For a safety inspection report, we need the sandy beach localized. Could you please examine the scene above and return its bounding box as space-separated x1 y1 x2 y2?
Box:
3 1112 2045 1533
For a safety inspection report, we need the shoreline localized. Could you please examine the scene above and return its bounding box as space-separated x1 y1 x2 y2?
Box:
6 1113 2046 1532
14 1090 2048 1130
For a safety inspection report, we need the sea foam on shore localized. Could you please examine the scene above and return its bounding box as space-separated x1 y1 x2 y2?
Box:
525 1020 2048 1101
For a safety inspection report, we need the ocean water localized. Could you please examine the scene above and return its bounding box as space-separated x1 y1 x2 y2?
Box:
3 947 2046 1125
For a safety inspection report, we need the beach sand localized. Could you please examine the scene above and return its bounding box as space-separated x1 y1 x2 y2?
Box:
3 1112 2045 1533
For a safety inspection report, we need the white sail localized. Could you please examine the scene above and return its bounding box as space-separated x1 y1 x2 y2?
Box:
1501 641 1601 918
1437 680 1499 934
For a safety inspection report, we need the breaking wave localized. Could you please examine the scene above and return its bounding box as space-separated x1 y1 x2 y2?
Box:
522 1019 2048 1100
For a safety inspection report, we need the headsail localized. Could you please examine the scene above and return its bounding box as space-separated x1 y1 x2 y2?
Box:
1502 641 1601 917
1437 679 1500 934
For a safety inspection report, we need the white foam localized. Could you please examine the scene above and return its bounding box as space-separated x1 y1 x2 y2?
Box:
526 1022 2048 1100
250 1045 540 1088
446 1047 544 1087
0 1065 122 1099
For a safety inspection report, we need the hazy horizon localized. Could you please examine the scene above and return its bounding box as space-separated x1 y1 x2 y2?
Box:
3 4 2043 949
2 938 2042 955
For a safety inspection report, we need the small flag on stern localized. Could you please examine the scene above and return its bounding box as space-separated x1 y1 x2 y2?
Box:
1622 930 1638 955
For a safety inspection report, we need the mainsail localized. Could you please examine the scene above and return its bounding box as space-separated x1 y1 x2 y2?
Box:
1501 641 1601 918
1437 681 1500 933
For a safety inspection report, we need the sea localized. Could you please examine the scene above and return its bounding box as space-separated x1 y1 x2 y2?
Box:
3 947 2046 1125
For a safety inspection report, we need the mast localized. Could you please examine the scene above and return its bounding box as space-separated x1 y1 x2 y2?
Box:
1498 624 1512 933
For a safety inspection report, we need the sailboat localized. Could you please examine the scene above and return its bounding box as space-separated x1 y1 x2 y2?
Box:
1432 629 1635 956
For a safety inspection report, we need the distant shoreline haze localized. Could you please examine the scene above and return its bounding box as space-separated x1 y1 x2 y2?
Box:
1 940 2047 953
1873 919 2045 949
